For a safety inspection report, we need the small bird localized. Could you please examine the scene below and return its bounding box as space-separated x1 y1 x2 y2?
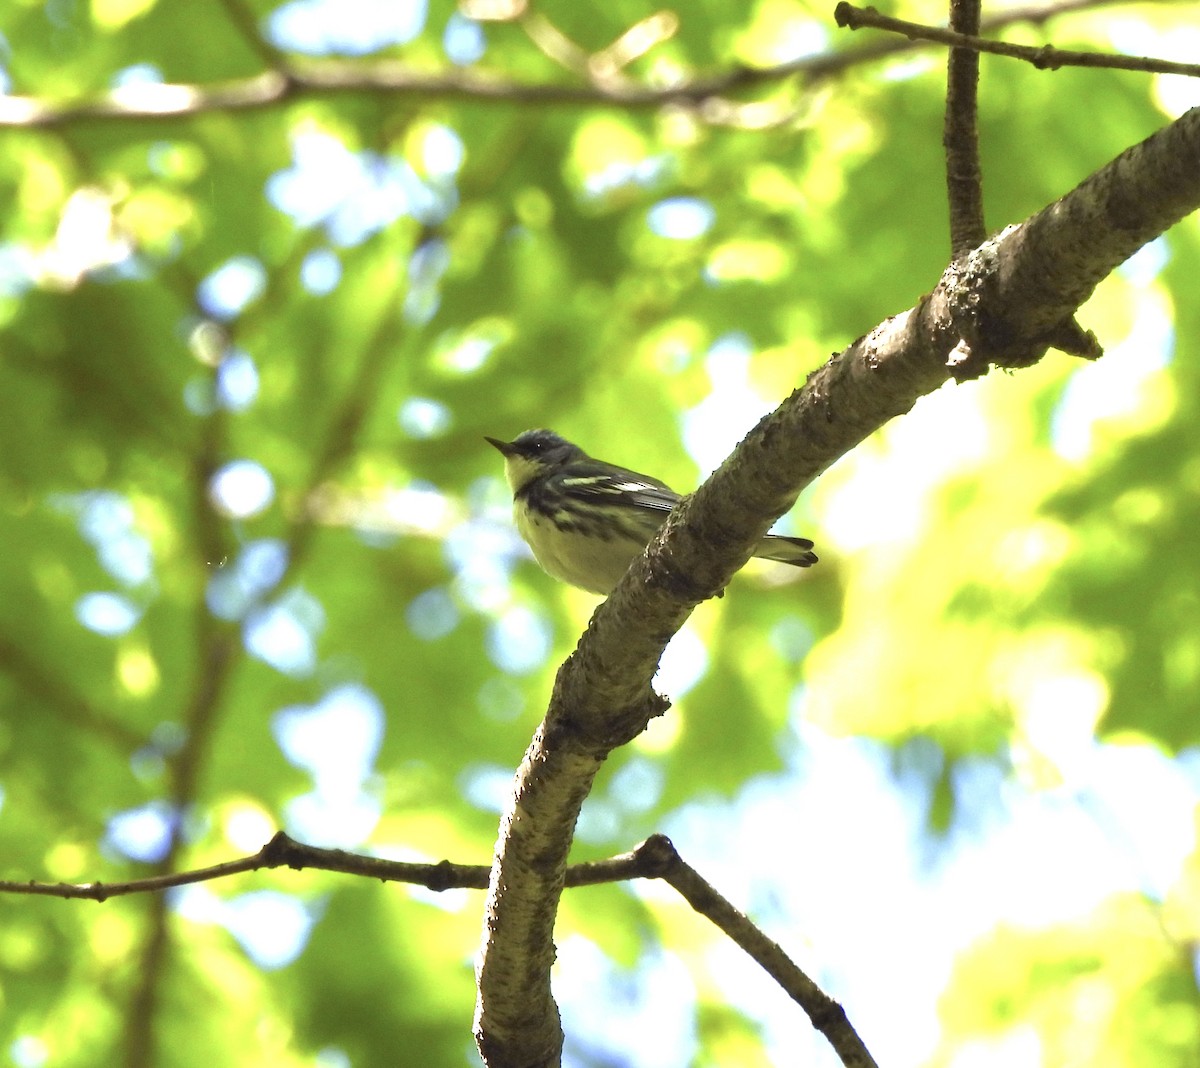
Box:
486 429 817 594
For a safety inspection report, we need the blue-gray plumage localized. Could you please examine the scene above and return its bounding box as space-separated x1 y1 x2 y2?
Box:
486 429 817 594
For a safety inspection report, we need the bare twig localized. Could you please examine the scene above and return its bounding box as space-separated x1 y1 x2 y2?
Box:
0 828 764 895
3 831 875 1066
835 2 1200 78
0 0 1148 129
0 831 491 899
944 0 986 255
639 836 880 1068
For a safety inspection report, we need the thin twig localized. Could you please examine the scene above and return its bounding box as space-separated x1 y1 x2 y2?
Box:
638 836 880 1068
0 0 1151 129
944 0 986 255
835 2 1200 78
0 830 731 898
0 830 874 1067
0 832 486 899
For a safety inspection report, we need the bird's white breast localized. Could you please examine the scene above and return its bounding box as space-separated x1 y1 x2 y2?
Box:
515 506 642 594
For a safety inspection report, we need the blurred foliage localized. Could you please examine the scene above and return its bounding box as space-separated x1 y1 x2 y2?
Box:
1 0 1199 1065
934 895 1200 1068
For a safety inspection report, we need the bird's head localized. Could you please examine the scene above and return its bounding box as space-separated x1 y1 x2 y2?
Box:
485 429 584 493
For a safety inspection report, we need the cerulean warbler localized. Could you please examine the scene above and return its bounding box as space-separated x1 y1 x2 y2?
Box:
487 429 817 594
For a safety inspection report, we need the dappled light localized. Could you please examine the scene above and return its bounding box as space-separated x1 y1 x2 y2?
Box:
1 1 1199 1066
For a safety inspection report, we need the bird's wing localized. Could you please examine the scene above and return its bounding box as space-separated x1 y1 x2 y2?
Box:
555 461 681 513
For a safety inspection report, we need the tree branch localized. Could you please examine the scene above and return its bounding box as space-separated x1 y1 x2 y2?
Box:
835 2 1200 78
0 831 491 899
0 830 652 900
474 105 1200 1067
0 0 1142 129
124 355 238 1068
944 0 986 255
5 831 875 1061
0 829 763 894
641 835 879 1068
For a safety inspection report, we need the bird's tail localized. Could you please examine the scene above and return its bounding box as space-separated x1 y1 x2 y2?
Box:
753 534 818 568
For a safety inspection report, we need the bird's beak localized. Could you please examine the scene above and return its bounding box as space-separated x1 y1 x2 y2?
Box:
484 436 515 456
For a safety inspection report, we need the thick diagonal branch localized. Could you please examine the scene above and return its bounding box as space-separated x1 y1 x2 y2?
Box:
475 106 1200 1068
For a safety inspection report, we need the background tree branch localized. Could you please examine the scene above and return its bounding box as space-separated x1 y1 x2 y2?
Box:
6 829 875 1064
943 0 987 256
836 1 1200 78
0 0 1149 128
